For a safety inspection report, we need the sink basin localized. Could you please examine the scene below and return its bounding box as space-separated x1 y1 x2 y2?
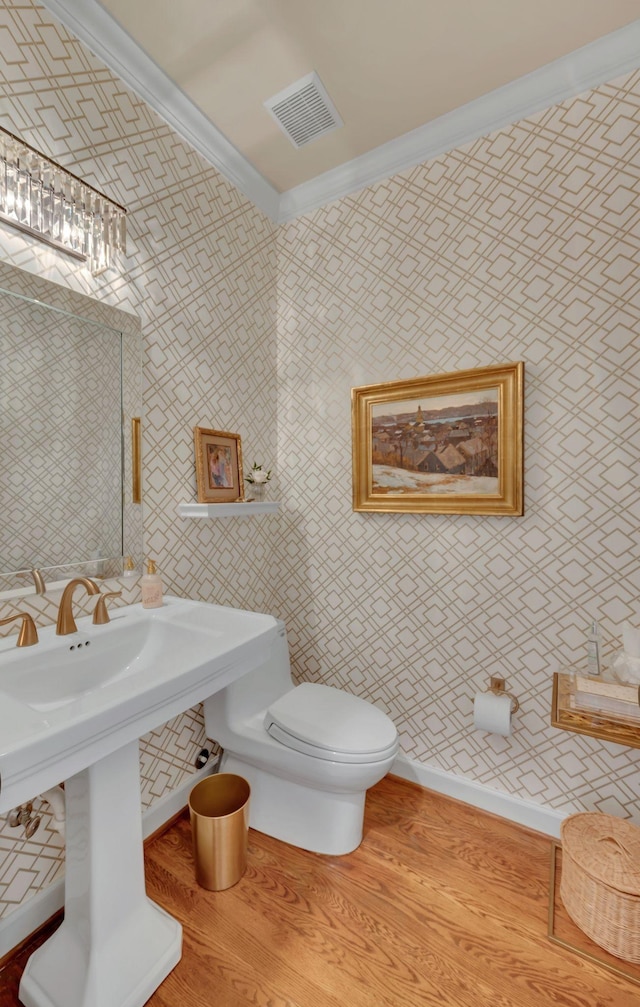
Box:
0 596 278 814
0 596 278 1007
0 617 205 712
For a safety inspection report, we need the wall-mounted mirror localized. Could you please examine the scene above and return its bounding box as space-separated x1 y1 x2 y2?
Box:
0 260 142 597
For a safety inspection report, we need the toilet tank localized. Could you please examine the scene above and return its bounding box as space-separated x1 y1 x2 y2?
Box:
203 619 293 734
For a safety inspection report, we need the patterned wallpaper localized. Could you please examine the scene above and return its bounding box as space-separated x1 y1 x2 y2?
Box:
1 0 640 947
276 69 640 821
0 0 278 931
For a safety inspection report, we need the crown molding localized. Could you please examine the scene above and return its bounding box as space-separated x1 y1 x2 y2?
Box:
278 19 640 222
40 0 281 220
39 4 640 225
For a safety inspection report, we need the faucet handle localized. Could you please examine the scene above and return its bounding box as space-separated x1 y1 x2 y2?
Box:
93 591 123 625
0 612 39 647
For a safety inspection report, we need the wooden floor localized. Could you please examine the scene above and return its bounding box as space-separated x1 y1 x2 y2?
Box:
2 775 639 1006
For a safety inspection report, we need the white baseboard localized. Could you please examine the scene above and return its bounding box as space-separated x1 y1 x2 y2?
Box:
0 878 65 962
0 762 216 960
391 753 566 839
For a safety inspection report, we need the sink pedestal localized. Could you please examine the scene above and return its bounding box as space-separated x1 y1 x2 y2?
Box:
19 741 182 1007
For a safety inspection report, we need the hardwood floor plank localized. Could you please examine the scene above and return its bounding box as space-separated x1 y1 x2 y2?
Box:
146 830 362 1007
2 775 639 1006
148 833 400 1007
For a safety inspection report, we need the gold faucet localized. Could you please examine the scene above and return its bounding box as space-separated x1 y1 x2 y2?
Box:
56 577 101 635
0 612 39 647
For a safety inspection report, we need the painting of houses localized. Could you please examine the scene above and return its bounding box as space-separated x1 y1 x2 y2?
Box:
352 362 523 515
370 388 499 495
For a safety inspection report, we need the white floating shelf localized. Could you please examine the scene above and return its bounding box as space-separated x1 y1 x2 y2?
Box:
177 502 280 519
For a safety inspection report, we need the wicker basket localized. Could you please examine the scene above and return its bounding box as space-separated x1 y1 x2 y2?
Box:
560 812 640 962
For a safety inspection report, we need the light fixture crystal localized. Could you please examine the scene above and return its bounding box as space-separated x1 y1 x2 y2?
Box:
0 127 126 275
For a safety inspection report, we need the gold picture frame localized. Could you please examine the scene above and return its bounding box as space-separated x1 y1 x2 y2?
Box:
352 361 524 515
194 427 245 503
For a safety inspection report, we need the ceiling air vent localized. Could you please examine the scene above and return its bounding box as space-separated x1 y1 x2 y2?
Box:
264 71 343 149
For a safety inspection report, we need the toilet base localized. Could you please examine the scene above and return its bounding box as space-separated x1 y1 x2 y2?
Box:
220 752 366 855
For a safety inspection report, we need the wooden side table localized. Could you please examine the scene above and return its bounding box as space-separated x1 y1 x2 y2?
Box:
551 672 640 749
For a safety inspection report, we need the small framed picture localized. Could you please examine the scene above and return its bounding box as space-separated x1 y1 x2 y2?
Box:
352 361 524 515
193 427 245 503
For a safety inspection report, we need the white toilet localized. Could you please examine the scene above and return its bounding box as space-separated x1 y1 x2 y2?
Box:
203 620 399 855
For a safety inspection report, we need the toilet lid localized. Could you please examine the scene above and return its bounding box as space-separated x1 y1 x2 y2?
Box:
265 683 398 763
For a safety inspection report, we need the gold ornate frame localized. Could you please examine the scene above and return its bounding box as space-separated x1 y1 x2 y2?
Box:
352 362 524 515
194 427 245 503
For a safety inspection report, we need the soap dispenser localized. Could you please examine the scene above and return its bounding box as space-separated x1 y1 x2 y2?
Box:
123 556 137 578
141 559 163 609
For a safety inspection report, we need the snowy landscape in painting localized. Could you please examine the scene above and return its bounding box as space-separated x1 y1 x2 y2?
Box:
371 389 499 496
373 465 498 495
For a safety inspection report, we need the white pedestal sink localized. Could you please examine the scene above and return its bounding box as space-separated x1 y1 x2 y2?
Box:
19 743 181 1007
0 598 278 1007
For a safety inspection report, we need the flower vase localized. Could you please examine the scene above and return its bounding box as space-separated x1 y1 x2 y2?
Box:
250 483 266 502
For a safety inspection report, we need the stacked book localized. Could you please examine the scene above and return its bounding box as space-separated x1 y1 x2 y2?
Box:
571 675 640 721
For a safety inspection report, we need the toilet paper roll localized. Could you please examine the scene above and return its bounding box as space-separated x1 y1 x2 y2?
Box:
473 691 513 736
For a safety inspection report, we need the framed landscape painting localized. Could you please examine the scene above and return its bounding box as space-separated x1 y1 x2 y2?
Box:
352 361 524 515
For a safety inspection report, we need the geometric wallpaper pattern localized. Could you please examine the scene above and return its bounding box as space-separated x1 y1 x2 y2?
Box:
0 806 65 918
1 0 640 939
0 0 277 929
276 71 640 822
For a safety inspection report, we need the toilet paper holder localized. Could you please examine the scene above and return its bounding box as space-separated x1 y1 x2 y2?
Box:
488 676 520 714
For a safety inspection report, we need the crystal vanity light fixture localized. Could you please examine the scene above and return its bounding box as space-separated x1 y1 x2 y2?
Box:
0 126 126 275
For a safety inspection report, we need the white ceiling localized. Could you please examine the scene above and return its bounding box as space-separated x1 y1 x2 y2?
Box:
41 1 640 221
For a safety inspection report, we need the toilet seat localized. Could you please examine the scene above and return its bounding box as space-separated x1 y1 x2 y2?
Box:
265 682 398 765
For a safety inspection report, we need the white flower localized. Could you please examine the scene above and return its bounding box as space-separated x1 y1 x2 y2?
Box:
246 462 272 483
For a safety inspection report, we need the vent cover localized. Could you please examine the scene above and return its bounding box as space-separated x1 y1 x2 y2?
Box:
264 71 343 149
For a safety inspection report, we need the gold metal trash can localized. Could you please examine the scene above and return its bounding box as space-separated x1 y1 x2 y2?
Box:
188 774 251 891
